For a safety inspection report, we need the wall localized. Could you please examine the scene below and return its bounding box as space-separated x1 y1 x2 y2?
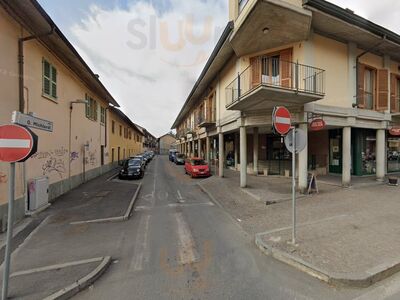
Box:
159 135 177 154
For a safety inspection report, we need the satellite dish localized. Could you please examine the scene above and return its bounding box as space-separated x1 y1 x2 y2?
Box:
284 129 307 154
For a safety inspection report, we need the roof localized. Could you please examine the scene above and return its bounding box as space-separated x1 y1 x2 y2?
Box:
158 133 176 140
109 106 144 135
0 0 119 107
171 21 234 129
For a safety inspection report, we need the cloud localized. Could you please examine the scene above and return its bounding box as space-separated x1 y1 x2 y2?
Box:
70 0 228 137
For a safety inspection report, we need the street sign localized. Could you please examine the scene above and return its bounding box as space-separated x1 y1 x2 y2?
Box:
309 118 326 131
273 106 291 135
284 128 307 153
389 126 400 136
0 124 38 163
12 111 53 132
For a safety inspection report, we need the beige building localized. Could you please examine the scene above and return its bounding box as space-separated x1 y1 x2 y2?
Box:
173 0 400 191
158 133 177 155
0 1 121 223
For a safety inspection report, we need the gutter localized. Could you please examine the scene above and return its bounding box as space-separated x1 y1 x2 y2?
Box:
171 21 234 129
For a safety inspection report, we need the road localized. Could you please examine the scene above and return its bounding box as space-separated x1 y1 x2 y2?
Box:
76 155 361 300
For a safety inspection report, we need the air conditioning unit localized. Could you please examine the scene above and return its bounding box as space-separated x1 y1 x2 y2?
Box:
28 177 49 212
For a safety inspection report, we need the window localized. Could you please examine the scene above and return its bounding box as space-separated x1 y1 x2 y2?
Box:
85 94 98 121
364 68 375 110
112 120 115 134
239 0 249 12
42 59 57 99
100 107 106 125
119 125 122 136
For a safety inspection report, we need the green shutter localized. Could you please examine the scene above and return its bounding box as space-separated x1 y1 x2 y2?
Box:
85 94 90 117
43 60 51 95
94 101 98 121
51 66 57 98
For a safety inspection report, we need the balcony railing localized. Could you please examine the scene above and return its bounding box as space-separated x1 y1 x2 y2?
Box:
226 57 325 107
197 115 216 127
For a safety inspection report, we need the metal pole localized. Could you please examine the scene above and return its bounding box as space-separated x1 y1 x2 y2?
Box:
2 162 15 300
292 128 297 245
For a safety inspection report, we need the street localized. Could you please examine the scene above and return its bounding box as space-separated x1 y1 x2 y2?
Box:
75 156 357 300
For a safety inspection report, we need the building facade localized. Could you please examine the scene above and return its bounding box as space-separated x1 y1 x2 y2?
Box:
108 106 144 163
172 0 400 191
158 133 177 155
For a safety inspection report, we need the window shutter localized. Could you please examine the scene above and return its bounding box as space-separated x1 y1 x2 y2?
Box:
43 60 51 95
377 69 389 111
390 74 398 113
250 57 261 88
280 49 292 88
357 64 366 108
94 101 98 121
51 66 57 98
85 94 90 117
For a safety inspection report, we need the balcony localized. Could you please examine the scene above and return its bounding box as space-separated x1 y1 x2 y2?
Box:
197 114 216 128
226 57 325 111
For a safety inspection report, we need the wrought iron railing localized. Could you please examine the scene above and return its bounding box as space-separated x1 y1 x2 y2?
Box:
226 57 325 107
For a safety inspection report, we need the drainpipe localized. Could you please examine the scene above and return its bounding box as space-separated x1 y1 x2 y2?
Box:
355 36 386 107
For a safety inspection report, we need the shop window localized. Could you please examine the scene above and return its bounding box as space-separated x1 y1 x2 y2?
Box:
388 136 400 173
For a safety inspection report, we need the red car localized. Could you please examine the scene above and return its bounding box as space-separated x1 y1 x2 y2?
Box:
184 158 211 178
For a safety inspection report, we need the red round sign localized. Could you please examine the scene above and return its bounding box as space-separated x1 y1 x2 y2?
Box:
309 118 326 131
0 125 37 163
273 106 292 135
389 126 400 136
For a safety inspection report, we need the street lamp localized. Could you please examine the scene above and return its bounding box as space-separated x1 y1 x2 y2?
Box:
69 99 89 189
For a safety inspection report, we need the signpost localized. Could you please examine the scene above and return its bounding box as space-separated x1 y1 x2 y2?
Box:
273 106 308 245
309 118 326 131
12 111 53 132
389 126 400 136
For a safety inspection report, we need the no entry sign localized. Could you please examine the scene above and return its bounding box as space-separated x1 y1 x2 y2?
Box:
0 124 38 163
273 106 292 135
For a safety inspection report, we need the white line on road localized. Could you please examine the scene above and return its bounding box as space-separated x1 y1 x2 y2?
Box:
134 202 214 211
175 212 199 265
177 190 185 203
130 215 151 272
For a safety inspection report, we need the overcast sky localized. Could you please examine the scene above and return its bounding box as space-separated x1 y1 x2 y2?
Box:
38 0 400 137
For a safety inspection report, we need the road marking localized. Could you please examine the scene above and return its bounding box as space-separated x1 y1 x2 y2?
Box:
130 215 151 271
134 202 214 211
175 212 199 265
177 190 185 203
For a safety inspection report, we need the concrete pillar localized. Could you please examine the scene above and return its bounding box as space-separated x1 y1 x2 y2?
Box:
234 133 238 170
218 132 224 177
342 127 351 187
198 138 202 158
240 126 247 188
206 136 210 162
376 129 386 181
298 123 308 193
253 127 259 175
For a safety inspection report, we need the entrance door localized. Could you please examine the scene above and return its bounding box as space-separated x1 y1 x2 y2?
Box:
329 130 342 173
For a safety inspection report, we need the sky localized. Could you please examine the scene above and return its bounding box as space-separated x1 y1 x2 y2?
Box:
37 0 400 137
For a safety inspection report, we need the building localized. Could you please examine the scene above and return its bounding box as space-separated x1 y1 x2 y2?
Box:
158 133 177 155
0 0 121 223
172 0 400 191
143 128 157 152
108 106 144 163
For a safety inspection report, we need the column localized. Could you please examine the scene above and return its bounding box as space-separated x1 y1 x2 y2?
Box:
234 133 238 170
376 129 386 181
218 132 224 177
342 127 351 187
240 126 247 188
198 138 202 158
206 136 210 162
298 123 308 193
253 127 259 175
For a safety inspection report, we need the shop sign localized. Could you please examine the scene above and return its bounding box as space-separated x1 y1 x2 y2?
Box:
389 127 400 136
309 119 326 131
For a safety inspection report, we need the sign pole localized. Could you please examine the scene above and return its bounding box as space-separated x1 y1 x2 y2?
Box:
2 162 15 300
291 127 296 245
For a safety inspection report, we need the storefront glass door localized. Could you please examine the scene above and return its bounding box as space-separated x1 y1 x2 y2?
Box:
388 136 400 173
329 130 342 173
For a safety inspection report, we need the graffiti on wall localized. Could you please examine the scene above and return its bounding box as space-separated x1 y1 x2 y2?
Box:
84 150 97 166
31 147 68 178
70 151 79 162
0 172 7 184
31 147 68 160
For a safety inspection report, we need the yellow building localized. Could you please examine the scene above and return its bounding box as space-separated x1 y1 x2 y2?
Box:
0 1 120 223
173 0 400 191
108 107 144 163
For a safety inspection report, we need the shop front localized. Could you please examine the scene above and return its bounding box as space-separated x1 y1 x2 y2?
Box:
388 134 400 173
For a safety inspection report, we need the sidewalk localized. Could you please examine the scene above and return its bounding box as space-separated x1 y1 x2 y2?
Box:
0 169 140 299
199 169 400 287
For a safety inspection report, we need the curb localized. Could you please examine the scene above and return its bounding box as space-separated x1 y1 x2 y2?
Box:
70 183 142 225
255 234 400 288
43 256 112 300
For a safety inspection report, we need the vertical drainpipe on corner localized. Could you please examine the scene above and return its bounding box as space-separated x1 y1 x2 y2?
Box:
18 27 54 214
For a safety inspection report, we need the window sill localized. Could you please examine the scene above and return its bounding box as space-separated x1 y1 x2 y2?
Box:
42 93 58 103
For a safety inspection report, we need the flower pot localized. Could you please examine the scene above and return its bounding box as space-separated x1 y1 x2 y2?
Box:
388 177 398 186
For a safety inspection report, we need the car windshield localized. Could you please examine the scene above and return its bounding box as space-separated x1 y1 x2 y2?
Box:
128 159 141 166
177 154 185 158
191 159 206 166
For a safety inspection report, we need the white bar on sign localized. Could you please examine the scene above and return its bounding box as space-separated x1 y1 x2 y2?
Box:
275 117 291 124
0 139 30 148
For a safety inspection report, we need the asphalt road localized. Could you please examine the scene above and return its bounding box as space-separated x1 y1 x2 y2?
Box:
75 155 374 300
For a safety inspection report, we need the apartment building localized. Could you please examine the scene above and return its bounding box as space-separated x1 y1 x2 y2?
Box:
158 133 177 155
0 0 121 223
172 0 400 191
108 106 144 163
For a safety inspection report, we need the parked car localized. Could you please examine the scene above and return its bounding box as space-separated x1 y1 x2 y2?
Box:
169 150 178 162
130 155 147 169
119 158 145 179
174 153 186 165
184 158 211 178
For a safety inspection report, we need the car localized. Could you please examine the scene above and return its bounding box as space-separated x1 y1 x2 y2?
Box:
174 153 185 165
130 155 147 169
184 157 211 178
119 158 145 179
169 149 178 162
